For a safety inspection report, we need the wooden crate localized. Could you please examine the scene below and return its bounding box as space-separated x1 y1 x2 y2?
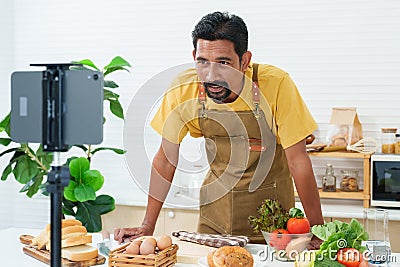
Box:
108 243 178 267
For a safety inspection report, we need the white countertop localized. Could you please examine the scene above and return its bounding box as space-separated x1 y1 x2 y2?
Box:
2 227 400 266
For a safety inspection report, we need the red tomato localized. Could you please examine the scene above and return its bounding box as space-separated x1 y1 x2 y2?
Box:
337 248 362 267
287 217 310 234
269 229 290 250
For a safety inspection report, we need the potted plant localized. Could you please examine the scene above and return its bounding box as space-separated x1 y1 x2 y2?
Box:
0 56 131 232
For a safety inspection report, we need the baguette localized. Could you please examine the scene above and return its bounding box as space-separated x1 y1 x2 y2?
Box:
46 234 92 250
61 244 98 261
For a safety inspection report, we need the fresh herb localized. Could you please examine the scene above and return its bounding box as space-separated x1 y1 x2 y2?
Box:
248 199 290 233
311 219 369 259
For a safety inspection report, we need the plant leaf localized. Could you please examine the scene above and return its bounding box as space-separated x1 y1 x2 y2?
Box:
27 173 44 198
91 147 126 155
75 202 102 233
74 184 96 202
104 66 130 76
104 56 131 71
75 195 115 232
65 156 79 168
0 113 11 136
12 155 40 184
1 164 13 181
0 147 19 158
109 99 124 119
104 80 119 89
73 59 100 71
62 198 77 216
64 180 78 202
0 138 12 146
82 170 104 191
104 89 120 101
69 157 90 181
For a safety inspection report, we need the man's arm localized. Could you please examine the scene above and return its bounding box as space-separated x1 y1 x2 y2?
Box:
143 138 180 230
284 139 324 226
114 138 179 243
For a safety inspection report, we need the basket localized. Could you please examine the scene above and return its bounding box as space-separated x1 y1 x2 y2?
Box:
108 242 179 267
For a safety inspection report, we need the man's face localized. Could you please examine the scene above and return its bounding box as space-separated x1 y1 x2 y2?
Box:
193 39 250 103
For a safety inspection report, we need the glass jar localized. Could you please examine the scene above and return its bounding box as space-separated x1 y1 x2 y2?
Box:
340 169 360 192
322 164 336 192
381 128 397 154
395 134 400 155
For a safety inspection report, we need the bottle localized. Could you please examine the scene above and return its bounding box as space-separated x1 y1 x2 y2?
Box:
381 128 397 154
322 164 336 192
395 134 400 155
340 169 360 192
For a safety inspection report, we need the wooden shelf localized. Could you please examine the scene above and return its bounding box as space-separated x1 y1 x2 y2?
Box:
307 151 372 208
308 151 372 159
295 189 370 200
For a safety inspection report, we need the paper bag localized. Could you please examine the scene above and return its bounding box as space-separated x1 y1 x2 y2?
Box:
326 107 362 147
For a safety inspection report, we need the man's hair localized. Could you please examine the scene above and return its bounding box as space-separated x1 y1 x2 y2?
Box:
192 11 248 60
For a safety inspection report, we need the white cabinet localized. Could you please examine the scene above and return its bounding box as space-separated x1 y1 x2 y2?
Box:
101 205 199 237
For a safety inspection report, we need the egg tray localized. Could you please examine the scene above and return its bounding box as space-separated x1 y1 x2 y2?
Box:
108 243 178 267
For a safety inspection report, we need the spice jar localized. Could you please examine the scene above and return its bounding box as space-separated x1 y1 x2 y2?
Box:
381 128 397 154
340 169 360 192
395 134 400 155
322 164 336 192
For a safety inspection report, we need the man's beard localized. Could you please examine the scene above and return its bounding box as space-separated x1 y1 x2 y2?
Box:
203 81 231 102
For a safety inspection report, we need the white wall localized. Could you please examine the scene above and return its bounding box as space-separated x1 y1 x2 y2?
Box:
1 0 400 229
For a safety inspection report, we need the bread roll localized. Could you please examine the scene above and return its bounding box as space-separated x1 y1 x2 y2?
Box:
212 246 253 267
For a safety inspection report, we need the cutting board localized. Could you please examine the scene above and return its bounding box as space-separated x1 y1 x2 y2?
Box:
173 237 216 264
20 235 105 267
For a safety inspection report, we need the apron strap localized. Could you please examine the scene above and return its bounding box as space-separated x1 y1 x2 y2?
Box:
198 83 208 119
251 63 261 120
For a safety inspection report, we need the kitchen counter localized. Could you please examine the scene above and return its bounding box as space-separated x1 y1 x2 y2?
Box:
2 227 400 266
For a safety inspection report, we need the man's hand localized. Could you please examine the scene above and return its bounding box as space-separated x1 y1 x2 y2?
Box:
114 225 153 244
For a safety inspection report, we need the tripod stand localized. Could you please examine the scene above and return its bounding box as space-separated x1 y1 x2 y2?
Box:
32 63 79 267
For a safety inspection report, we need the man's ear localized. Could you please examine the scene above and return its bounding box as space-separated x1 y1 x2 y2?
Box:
192 50 196 60
241 51 252 71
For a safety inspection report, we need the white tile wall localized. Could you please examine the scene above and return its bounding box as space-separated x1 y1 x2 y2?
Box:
0 0 399 228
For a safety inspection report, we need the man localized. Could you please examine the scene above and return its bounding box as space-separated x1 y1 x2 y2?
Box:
115 11 323 244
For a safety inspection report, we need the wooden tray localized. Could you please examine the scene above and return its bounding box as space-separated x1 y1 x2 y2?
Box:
20 234 105 267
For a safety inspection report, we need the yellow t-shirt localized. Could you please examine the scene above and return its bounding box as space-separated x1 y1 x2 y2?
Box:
150 63 317 149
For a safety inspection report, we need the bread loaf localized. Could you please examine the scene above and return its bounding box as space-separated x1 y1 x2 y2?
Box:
46 234 92 250
61 245 98 261
31 219 86 250
45 219 82 231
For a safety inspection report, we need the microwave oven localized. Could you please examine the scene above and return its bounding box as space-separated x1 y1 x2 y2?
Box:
370 154 400 208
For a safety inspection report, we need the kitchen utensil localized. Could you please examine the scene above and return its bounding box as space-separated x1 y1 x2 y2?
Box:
363 208 391 263
97 230 111 256
347 138 378 154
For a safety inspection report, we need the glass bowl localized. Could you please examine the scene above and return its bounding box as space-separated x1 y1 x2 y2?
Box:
261 231 313 261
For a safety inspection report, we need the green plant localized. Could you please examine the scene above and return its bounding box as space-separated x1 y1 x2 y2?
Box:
0 56 131 232
248 198 290 233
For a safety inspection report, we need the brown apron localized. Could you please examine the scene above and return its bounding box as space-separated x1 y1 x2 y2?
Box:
197 64 295 243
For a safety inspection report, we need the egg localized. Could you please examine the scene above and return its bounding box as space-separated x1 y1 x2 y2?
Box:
156 235 172 250
125 241 140 255
140 238 156 255
144 237 157 247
